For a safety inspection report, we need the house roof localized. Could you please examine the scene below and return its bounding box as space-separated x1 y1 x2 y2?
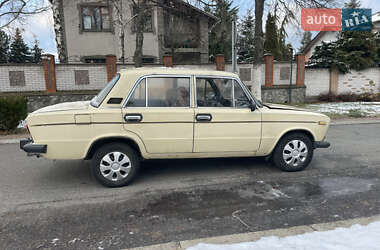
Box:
301 31 327 55
373 11 380 23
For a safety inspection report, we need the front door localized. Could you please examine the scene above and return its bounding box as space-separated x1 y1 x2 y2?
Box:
122 76 194 154
193 77 261 153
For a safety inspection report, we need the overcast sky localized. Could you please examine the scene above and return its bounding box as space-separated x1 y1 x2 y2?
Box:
12 0 380 59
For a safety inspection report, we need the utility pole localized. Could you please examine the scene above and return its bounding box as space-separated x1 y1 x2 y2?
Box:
232 20 237 73
288 46 293 104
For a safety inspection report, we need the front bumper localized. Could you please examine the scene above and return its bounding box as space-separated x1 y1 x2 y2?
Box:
20 138 47 156
313 140 330 149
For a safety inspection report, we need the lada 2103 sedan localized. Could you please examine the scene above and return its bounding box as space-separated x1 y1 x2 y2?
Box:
20 68 330 187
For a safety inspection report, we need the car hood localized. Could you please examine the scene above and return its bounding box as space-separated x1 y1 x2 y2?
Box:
264 103 309 112
32 101 91 114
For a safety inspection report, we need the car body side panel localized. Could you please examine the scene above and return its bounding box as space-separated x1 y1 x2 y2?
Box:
193 108 261 153
122 108 194 154
256 107 330 156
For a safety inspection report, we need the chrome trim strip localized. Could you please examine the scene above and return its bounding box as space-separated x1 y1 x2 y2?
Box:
31 120 318 127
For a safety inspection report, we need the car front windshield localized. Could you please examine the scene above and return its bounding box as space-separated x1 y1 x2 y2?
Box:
90 73 120 108
239 80 263 108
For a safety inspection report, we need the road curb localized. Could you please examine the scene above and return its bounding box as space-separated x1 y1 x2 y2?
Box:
0 138 20 145
330 118 380 126
126 215 380 250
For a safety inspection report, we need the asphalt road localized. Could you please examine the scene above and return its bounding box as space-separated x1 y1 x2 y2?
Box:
1 123 380 249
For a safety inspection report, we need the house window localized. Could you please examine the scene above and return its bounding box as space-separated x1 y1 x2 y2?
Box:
132 7 153 32
81 5 111 31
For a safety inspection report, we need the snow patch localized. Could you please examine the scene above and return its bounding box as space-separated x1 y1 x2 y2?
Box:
307 102 380 116
187 221 380 250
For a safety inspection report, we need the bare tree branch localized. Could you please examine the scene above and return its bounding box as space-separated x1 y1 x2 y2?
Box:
0 0 51 29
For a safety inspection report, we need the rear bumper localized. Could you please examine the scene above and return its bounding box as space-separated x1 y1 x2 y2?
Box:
313 140 330 149
20 138 47 155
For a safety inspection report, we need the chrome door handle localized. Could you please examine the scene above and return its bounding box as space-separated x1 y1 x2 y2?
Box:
196 114 212 122
124 114 143 122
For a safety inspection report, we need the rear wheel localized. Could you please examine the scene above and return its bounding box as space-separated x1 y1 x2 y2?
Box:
272 133 313 172
91 143 140 187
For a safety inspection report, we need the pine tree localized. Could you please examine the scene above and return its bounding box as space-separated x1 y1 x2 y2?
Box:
208 0 238 62
31 40 42 63
344 0 361 8
337 30 378 71
308 31 378 73
237 9 255 63
0 30 9 63
278 30 291 61
9 28 31 63
264 13 281 60
299 31 312 52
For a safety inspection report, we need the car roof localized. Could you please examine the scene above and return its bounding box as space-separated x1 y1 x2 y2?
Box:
119 67 239 78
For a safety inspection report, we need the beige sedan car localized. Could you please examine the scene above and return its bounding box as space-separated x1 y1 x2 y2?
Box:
21 68 330 187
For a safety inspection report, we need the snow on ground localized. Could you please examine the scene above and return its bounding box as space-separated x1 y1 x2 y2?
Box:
187 221 380 250
306 102 380 116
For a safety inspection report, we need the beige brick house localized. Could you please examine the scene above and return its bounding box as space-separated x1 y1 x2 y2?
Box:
50 0 217 64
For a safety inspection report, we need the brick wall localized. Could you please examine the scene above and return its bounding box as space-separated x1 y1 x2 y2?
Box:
0 64 45 92
55 64 108 91
5 54 361 102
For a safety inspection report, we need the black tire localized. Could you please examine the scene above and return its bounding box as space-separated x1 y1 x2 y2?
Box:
272 132 314 172
91 143 140 187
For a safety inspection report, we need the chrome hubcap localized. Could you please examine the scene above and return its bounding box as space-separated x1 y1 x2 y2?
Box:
283 140 308 167
100 152 131 182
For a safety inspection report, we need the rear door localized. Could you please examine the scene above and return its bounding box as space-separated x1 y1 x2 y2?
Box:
122 75 194 154
193 76 261 153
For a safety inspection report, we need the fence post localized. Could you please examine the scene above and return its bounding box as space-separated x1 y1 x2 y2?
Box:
106 55 117 82
296 53 305 86
329 66 339 95
42 54 57 93
216 54 225 71
163 55 173 67
264 54 274 87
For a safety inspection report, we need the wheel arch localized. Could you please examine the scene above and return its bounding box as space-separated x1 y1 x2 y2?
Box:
269 128 316 155
85 136 143 160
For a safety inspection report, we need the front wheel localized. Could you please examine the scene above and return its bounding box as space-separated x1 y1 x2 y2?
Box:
272 133 314 172
91 143 140 187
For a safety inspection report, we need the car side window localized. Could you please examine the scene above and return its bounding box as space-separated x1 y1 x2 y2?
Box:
196 78 233 107
234 80 251 108
126 77 190 108
147 77 190 107
127 78 146 107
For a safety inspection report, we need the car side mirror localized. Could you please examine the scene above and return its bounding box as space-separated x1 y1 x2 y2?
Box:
249 101 256 111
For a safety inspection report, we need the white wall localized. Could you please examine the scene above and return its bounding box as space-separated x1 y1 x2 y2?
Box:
304 68 330 97
304 67 380 97
55 64 108 91
0 63 262 101
0 65 45 92
338 68 380 95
